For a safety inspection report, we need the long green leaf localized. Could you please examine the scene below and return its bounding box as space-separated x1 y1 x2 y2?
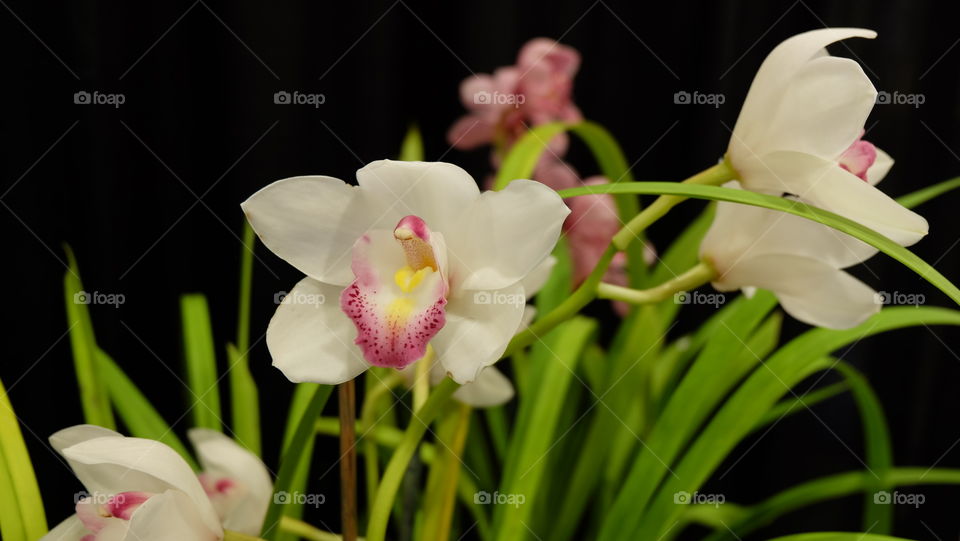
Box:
180 294 222 431
494 317 597 540
399 124 425 161
63 246 115 429
263 384 333 539
896 176 960 209
0 375 46 540
97 349 196 469
558 182 960 307
231 221 261 455
609 307 960 540
752 382 849 433
764 534 910 541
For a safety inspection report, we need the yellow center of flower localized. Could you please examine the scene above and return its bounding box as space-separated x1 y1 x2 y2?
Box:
394 265 432 293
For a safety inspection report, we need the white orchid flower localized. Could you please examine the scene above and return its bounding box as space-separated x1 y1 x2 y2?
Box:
727 27 927 245
188 429 273 536
42 425 223 541
701 182 883 329
242 160 568 385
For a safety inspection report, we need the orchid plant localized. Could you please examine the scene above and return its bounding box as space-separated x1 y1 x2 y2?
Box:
6 29 960 541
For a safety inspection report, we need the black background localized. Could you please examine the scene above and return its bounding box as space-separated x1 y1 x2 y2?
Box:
2 1 960 539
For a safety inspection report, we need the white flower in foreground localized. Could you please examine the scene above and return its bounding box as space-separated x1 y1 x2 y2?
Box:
42 425 222 541
727 27 927 244
398 256 556 407
701 182 883 329
242 160 568 385
188 429 273 536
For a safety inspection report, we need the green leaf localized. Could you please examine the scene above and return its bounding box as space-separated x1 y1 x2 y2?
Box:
610 307 960 540
227 344 260 456
399 124 425 161
97 349 197 469
493 317 597 540
897 175 960 209
557 182 960 308
0 375 47 540
752 382 849 433
764 534 911 541
263 384 334 539
180 294 222 431
231 221 261 455
63 245 115 429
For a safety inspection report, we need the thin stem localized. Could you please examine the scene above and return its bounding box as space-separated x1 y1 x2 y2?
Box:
422 403 472 541
366 378 459 541
338 380 358 541
224 531 268 541
236 220 255 353
597 262 717 305
279 516 358 541
613 159 736 250
413 346 434 411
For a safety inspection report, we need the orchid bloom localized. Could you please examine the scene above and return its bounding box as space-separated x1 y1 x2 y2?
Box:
726 28 927 245
448 38 582 155
42 425 223 541
188 429 273 536
701 181 886 329
242 160 568 385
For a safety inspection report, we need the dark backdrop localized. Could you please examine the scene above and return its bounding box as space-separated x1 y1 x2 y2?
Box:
2 1 959 539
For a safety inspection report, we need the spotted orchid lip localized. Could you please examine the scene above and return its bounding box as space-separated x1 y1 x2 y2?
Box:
341 217 449 369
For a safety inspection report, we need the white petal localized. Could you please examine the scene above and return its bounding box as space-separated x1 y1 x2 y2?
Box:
61 437 221 535
433 283 526 383
125 490 222 541
40 515 88 541
732 28 876 159
453 366 515 407
187 429 273 535
448 180 569 291
520 256 556 297
714 253 879 329
267 277 369 384
735 55 875 163
355 160 481 235
49 425 122 455
867 147 894 186
242 176 394 287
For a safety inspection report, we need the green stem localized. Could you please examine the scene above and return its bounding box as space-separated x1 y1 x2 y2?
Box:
225 531 268 541
503 247 615 357
278 517 358 541
359 373 404 511
597 262 717 304
366 378 459 541
612 159 736 250
422 403 472 541
237 221 255 353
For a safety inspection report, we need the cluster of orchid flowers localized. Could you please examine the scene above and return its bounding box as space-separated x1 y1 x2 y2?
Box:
42 27 931 541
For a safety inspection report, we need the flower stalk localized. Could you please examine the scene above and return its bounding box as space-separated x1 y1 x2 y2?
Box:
597 262 717 305
338 379 358 541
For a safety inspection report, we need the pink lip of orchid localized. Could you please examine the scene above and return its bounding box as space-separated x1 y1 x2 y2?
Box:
838 135 878 181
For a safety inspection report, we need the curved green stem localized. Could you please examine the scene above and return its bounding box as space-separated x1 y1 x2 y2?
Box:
359 373 404 510
597 262 717 305
366 378 459 541
279 516 357 540
612 159 736 250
